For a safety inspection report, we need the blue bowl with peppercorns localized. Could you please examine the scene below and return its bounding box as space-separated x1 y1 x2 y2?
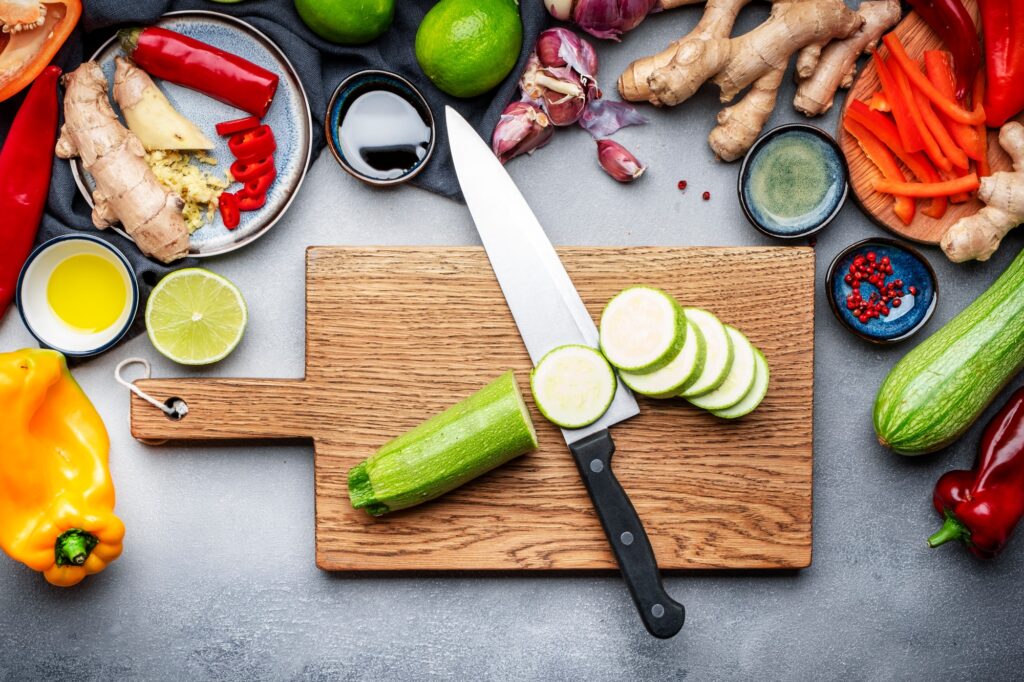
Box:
826 238 938 344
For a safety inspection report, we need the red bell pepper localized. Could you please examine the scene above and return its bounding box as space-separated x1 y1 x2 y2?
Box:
216 116 261 137
929 386 1024 558
119 27 279 117
0 65 61 316
218 192 240 230
882 33 985 126
980 0 1024 127
842 117 915 225
923 51 982 161
873 51 925 153
228 125 276 161
0 1 79 102
873 173 979 197
906 0 980 101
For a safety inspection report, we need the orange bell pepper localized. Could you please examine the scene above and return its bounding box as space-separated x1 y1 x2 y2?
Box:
0 0 82 102
843 117 915 225
845 100 947 219
873 51 925 153
924 51 982 160
891 59 951 172
873 173 980 197
913 88 970 170
0 349 125 587
882 33 985 125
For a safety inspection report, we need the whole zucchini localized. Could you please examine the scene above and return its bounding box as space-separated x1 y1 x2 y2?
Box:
874 250 1024 455
348 372 538 515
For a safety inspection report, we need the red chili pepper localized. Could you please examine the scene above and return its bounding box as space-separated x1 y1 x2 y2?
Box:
218 193 240 229
228 125 276 161
243 167 277 198
230 156 275 184
119 27 279 117
929 386 1024 558
0 66 61 316
906 0 980 101
216 116 261 137
237 191 267 212
979 0 1024 126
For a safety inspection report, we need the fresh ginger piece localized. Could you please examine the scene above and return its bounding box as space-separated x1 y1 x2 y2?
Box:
55 62 189 264
794 0 900 117
941 123 1024 263
112 57 214 152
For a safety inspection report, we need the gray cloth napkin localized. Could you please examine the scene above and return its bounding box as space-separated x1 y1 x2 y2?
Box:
0 0 547 348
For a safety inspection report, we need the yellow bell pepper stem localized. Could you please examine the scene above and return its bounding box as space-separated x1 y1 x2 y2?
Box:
0 349 125 587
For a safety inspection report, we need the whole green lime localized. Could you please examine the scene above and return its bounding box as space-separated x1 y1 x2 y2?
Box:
294 0 395 45
415 0 523 98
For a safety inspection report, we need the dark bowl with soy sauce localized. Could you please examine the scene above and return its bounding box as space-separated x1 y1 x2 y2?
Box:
326 70 436 186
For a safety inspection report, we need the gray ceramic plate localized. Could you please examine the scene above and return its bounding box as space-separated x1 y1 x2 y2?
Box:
71 10 312 258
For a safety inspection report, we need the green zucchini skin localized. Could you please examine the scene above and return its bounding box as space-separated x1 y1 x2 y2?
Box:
347 372 538 515
874 250 1024 455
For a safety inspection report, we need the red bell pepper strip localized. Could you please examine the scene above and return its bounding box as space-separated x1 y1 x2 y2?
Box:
230 156 275 184
218 192 240 230
846 100 947 218
979 0 1024 127
216 116 261 137
873 173 979 197
868 91 890 112
228 125 276 161
913 88 969 170
882 33 985 125
923 51 982 161
0 65 61 316
119 27 279 117
928 386 1024 558
891 59 951 172
0 1 80 102
873 51 925 153
843 117 915 225
906 0 980 101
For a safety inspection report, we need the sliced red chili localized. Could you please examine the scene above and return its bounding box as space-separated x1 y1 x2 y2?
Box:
244 167 277 197
237 190 267 212
230 156 274 183
216 116 261 137
218 192 240 229
228 125 276 161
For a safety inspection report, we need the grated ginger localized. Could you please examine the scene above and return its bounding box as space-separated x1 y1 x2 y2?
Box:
145 150 232 233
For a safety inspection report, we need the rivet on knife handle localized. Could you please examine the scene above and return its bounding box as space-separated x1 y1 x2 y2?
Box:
569 429 685 639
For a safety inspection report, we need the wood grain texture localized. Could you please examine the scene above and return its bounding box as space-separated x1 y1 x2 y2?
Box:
131 246 814 571
838 0 1022 244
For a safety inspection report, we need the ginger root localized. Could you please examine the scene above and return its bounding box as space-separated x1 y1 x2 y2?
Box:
794 0 900 116
618 0 868 160
941 123 1024 263
56 62 189 264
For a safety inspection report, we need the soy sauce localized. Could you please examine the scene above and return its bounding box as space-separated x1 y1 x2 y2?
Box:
338 89 432 181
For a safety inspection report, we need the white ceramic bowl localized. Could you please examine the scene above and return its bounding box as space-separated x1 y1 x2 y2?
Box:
17 235 139 357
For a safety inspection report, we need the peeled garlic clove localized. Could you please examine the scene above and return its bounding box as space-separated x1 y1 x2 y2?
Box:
597 139 646 182
492 101 555 164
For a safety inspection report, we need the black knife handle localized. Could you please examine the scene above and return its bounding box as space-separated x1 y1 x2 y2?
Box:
569 429 685 639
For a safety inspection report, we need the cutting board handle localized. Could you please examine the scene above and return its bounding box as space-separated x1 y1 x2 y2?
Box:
129 378 315 443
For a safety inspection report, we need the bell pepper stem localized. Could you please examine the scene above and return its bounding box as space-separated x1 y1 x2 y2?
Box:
928 515 968 548
55 529 99 567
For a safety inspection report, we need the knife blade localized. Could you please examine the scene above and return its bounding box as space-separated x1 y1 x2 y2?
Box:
446 106 684 639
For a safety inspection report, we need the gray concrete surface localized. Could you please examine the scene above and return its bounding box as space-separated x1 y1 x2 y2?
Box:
2 6 1023 680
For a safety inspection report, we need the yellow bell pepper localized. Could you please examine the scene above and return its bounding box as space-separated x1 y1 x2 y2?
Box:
0 349 124 587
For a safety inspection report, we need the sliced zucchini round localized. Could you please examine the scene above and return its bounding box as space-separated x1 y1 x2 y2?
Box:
599 286 686 374
620 320 705 398
687 326 757 411
712 348 770 419
530 345 616 429
679 308 733 398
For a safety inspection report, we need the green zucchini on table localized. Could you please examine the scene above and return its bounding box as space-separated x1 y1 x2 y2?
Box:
348 372 538 515
875 249 1024 455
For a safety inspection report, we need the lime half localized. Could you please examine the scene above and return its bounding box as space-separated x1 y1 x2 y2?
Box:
146 268 247 365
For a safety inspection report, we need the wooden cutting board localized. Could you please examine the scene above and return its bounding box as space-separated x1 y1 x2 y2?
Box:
130 247 814 571
838 0 1022 245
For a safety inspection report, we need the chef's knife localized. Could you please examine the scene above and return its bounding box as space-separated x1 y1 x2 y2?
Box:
446 107 684 639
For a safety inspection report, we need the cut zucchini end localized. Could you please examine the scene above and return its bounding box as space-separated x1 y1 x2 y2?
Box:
347 461 390 516
599 286 686 374
620 320 706 398
687 326 758 411
711 348 770 419
507 371 540 448
531 345 616 429
679 308 734 398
